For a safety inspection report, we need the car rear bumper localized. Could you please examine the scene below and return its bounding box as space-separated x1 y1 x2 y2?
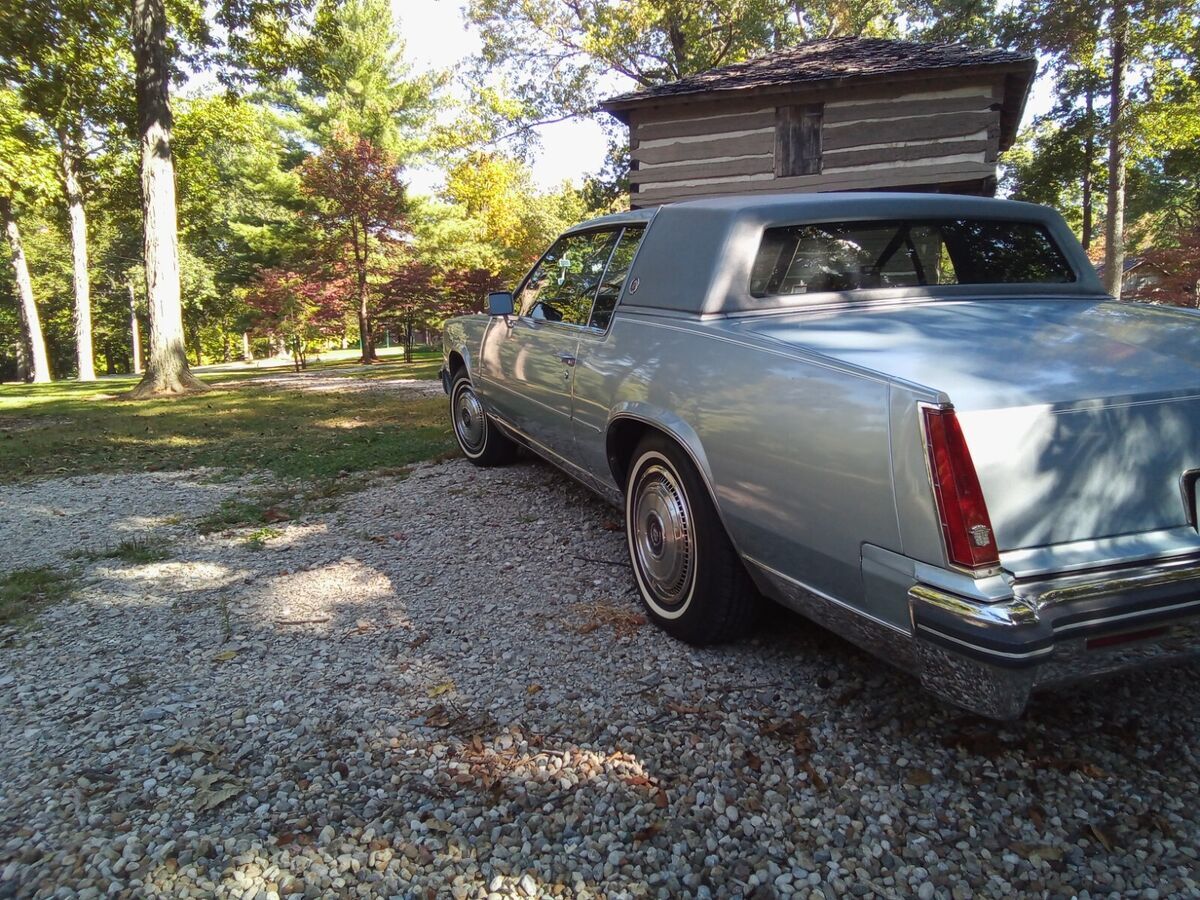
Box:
909 555 1200 718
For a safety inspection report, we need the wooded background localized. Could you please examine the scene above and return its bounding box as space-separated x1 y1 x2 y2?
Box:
1 0 1197 393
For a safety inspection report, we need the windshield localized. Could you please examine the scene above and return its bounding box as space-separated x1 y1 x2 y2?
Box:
749 219 1076 298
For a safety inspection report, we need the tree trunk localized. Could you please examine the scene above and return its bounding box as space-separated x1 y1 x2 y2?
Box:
128 278 142 374
125 0 207 398
353 223 376 363
59 137 95 381
1 196 51 383
1081 87 1095 252
357 268 376 363
241 330 252 361
1102 6 1128 299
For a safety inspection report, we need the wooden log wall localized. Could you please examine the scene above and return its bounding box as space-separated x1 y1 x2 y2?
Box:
628 79 1003 207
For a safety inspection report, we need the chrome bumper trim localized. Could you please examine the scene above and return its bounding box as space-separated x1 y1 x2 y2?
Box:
908 559 1200 718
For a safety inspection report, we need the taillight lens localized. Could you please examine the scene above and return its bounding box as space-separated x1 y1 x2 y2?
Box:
922 406 1000 573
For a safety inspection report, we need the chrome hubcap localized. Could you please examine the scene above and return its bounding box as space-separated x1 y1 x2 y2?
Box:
453 384 486 453
632 464 694 607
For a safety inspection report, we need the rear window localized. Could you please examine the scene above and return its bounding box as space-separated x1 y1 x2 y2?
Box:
749 219 1076 298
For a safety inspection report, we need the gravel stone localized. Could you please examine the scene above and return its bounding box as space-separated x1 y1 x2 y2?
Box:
1 440 1198 898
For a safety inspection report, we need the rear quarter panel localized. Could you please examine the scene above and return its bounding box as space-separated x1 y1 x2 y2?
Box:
576 313 902 608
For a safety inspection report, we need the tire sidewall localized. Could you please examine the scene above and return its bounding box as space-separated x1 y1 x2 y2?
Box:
625 447 699 621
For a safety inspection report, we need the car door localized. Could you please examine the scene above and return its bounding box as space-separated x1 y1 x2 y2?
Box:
571 225 647 475
481 228 621 462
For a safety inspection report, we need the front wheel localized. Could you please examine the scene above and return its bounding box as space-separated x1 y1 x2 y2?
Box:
624 434 759 644
450 371 516 466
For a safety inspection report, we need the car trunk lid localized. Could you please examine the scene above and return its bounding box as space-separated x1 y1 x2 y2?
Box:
733 298 1200 550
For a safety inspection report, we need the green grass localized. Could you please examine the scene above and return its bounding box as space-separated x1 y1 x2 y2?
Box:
244 526 283 550
0 349 454 484
0 567 76 627
72 537 174 564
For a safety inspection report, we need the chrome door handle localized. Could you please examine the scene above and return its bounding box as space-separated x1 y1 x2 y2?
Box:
557 353 576 367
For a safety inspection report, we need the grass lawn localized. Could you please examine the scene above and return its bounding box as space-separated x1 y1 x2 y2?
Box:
0 349 455 485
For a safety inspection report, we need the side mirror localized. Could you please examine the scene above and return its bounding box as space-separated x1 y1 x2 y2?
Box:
487 291 514 316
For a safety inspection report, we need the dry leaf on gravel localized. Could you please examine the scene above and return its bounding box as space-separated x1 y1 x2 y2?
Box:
1011 842 1064 862
191 772 244 812
211 649 237 662
428 681 455 697
906 768 934 786
572 600 647 637
1089 823 1114 852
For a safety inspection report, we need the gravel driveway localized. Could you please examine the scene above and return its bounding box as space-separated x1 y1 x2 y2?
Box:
1 457 1198 899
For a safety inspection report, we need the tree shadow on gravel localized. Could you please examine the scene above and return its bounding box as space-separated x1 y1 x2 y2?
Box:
3 457 1199 898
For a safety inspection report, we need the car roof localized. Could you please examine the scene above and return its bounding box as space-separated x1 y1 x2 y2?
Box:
564 207 658 234
607 192 1105 315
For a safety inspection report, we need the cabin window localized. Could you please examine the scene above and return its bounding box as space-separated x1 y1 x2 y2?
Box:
775 104 823 177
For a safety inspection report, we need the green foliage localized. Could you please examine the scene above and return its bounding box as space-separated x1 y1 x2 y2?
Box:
281 0 439 161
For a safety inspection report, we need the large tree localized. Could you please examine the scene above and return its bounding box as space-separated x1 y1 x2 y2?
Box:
1008 0 1200 298
300 133 407 363
124 0 318 396
124 0 208 396
287 0 437 158
0 0 132 381
0 88 53 382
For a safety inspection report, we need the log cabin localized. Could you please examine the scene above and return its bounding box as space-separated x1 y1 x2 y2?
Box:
599 37 1036 208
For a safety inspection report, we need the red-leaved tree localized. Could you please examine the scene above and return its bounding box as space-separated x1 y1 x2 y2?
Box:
380 264 501 362
1128 227 1200 308
300 132 408 363
245 266 347 371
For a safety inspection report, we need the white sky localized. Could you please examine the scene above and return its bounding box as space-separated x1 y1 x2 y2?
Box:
393 0 1056 197
393 0 612 195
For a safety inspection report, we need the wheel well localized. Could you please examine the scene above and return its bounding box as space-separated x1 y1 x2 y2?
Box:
608 418 696 490
448 351 467 378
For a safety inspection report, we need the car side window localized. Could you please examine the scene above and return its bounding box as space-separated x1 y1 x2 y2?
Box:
516 230 620 326
588 225 645 331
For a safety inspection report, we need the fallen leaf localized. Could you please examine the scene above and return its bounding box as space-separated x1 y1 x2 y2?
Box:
409 633 430 649
262 507 290 523
745 751 763 772
575 622 600 635
632 823 662 841
601 520 621 531
211 650 237 662
622 774 654 789
1089 823 1114 853
653 790 669 808
527 684 542 695
906 768 934 786
802 761 826 791
276 832 296 846
191 773 244 812
1011 842 1064 862
166 738 221 757
470 735 483 752
1029 805 1047 830
428 681 455 698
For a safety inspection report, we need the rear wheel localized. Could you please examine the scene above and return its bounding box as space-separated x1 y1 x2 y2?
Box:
624 434 759 644
450 371 516 466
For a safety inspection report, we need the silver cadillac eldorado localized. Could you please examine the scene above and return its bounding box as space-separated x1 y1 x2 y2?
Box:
439 193 1200 719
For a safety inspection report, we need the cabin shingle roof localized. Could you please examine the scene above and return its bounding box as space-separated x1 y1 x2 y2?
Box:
601 37 1035 109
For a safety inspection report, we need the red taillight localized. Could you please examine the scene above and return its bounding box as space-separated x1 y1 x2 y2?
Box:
922 406 1000 574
